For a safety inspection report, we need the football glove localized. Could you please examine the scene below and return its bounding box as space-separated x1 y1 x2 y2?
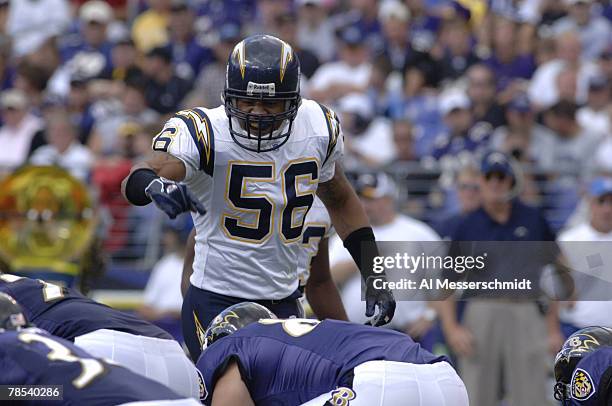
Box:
364 275 396 327
145 178 206 219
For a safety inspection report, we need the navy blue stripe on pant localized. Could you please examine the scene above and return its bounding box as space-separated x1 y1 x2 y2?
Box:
181 284 303 360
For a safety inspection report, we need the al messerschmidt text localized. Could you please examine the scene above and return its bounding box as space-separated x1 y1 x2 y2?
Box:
373 278 532 291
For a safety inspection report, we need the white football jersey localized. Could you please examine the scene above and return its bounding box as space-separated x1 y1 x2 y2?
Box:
297 196 333 287
155 99 343 299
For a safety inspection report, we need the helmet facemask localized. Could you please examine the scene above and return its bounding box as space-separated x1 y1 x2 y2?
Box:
224 91 300 153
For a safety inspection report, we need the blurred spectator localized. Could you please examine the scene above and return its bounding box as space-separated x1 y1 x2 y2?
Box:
431 89 492 167
552 0 612 60
437 151 559 406
166 0 213 81
387 64 444 157
555 65 579 102
248 0 291 35
484 17 536 96
378 1 413 72
434 18 480 82
576 75 610 136
404 0 442 52
337 93 395 169
488 0 543 25
0 0 7 32
308 26 372 104
329 172 441 349
13 61 51 112
335 0 384 52
30 110 94 180
142 46 191 114
296 0 336 62
6 0 70 57
366 54 393 115
379 3 437 84
89 76 159 157
599 43 612 80
533 35 557 67
528 30 601 109
0 89 44 171
60 1 114 82
558 177 612 336
543 100 603 177
138 227 185 323
66 77 96 145
433 162 482 239
490 93 557 170
0 35 11 92
274 12 320 79
33 39 70 99
185 23 241 108
390 119 417 163
594 107 612 174
100 36 139 82
193 0 256 29
131 0 171 53
466 64 506 128
92 122 154 254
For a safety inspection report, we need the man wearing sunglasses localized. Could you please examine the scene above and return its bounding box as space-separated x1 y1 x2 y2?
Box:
436 150 567 406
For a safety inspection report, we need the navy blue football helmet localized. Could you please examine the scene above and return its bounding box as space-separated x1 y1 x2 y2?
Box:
224 34 301 152
554 326 612 403
203 302 277 349
0 292 31 332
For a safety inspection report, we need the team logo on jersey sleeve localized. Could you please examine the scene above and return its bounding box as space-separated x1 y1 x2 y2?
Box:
571 368 595 401
325 387 355 406
197 369 208 401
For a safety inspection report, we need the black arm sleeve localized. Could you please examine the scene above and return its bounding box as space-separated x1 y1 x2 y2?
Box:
124 168 158 206
343 227 381 280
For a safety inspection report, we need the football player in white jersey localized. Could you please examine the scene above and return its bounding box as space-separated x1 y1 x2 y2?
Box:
181 196 348 322
122 34 394 359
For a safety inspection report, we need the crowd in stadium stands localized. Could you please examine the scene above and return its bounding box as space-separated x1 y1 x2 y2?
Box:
0 0 611 403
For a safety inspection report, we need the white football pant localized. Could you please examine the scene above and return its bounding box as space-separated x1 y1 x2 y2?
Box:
74 329 201 399
300 360 469 406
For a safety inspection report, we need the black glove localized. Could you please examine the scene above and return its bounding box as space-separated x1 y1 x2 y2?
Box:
145 178 206 219
364 275 396 327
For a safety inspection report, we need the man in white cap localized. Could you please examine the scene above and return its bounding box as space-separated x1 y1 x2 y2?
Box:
329 171 441 349
0 89 43 172
430 89 492 167
61 0 115 78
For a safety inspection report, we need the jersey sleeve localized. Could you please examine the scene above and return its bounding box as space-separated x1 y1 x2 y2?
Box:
316 103 344 183
571 348 612 405
196 339 250 406
152 108 215 182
